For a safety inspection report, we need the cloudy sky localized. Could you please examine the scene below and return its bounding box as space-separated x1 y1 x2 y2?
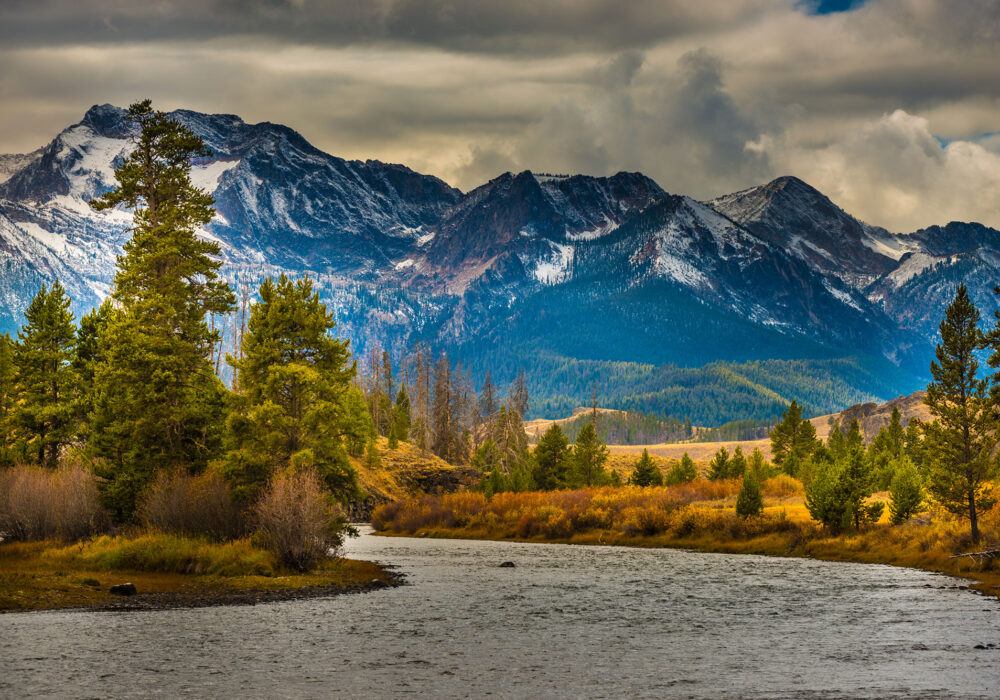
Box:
2 0 999 231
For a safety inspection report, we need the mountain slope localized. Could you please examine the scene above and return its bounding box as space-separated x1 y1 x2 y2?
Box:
708 176 908 287
1 104 989 422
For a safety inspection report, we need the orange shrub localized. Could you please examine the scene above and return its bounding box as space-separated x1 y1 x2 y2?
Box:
0 464 108 541
139 468 242 540
763 474 804 499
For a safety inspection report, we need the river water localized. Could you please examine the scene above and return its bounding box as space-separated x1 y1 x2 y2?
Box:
2 529 999 699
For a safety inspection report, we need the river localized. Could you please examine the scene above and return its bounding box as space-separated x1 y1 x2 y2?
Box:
2 528 998 698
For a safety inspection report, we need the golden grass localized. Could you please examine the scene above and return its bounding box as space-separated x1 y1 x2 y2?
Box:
373 479 1000 598
0 535 392 613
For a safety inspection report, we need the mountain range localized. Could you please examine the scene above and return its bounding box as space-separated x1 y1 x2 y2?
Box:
1 104 997 423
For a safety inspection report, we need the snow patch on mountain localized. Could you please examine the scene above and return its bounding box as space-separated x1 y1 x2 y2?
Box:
58 126 128 199
823 279 862 311
189 159 240 194
883 252 942 289
566 216 620 241
531 241 574 285
652 251 710 288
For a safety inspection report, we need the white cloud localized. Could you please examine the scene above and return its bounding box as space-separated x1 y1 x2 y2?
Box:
768 109 1000 231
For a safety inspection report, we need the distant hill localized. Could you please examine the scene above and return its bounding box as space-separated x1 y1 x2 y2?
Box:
607 391 930 461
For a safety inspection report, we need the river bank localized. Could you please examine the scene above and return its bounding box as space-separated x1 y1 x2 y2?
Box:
371 486 1000 599
0 538 403 613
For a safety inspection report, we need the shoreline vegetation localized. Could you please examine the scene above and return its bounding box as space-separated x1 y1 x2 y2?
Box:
0 535 401 614
371 481 1000 599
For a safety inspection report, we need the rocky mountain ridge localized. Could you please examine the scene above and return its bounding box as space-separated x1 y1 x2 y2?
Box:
2 104 998 420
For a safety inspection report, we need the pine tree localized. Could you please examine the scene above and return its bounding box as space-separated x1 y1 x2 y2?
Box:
223 275 359 503
888 458 923 524
844 419 864 452
87 100 235 519
924 284 996 544
729 445 747 479
630 449 663 487
770 401 818 467
13 283 78 468
748 447 772 481
666 452 698 484
827 424 847 462
805 446 882 532
573 421 610 487
72 302 109 425
735 471 764 518
533 424 570 490
364 437 382 471
708 446 730 480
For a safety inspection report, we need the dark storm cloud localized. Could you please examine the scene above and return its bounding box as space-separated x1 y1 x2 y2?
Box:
0 0 776 53
2 0 1000 229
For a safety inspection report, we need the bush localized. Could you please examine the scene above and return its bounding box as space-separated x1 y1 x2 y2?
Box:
139 468 242 540
253 468 347 571
0 464 108 541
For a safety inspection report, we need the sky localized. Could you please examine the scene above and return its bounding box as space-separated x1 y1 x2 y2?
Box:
1 0 999 232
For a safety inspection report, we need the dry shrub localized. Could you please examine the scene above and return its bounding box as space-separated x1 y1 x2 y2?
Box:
763 474 804 500
253 468 347 571
371 483 812 542
0 464 108 541
666 479 739 505
139 468 242 540
371 500 405 531
621 506 669 536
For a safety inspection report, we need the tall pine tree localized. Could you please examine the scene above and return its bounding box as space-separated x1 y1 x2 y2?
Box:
924 284 995 544
13 283 78 468
88 100 235 519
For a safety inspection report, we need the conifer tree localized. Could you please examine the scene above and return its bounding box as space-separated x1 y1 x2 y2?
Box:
748 447 771 481
735 471 764 518
87 100 235 518
844 419 864 452
572 421 610 487
827 424 847 461
630 449 663 487
729 445 747 479
924 284 995 544
432 355 454 461
223 275 360 503
666 452 698 484
770 401 818 467
533 424 570 490
888 459 923 524
364 437 382 471
13 282 78 468
709 446 730 480
72 302 109 424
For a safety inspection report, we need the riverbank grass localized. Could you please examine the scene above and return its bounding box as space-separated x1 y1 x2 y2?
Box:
0 534 392 613
372 483 1000 598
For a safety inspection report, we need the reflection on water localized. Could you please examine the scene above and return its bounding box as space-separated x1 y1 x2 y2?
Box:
2 528 998 698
